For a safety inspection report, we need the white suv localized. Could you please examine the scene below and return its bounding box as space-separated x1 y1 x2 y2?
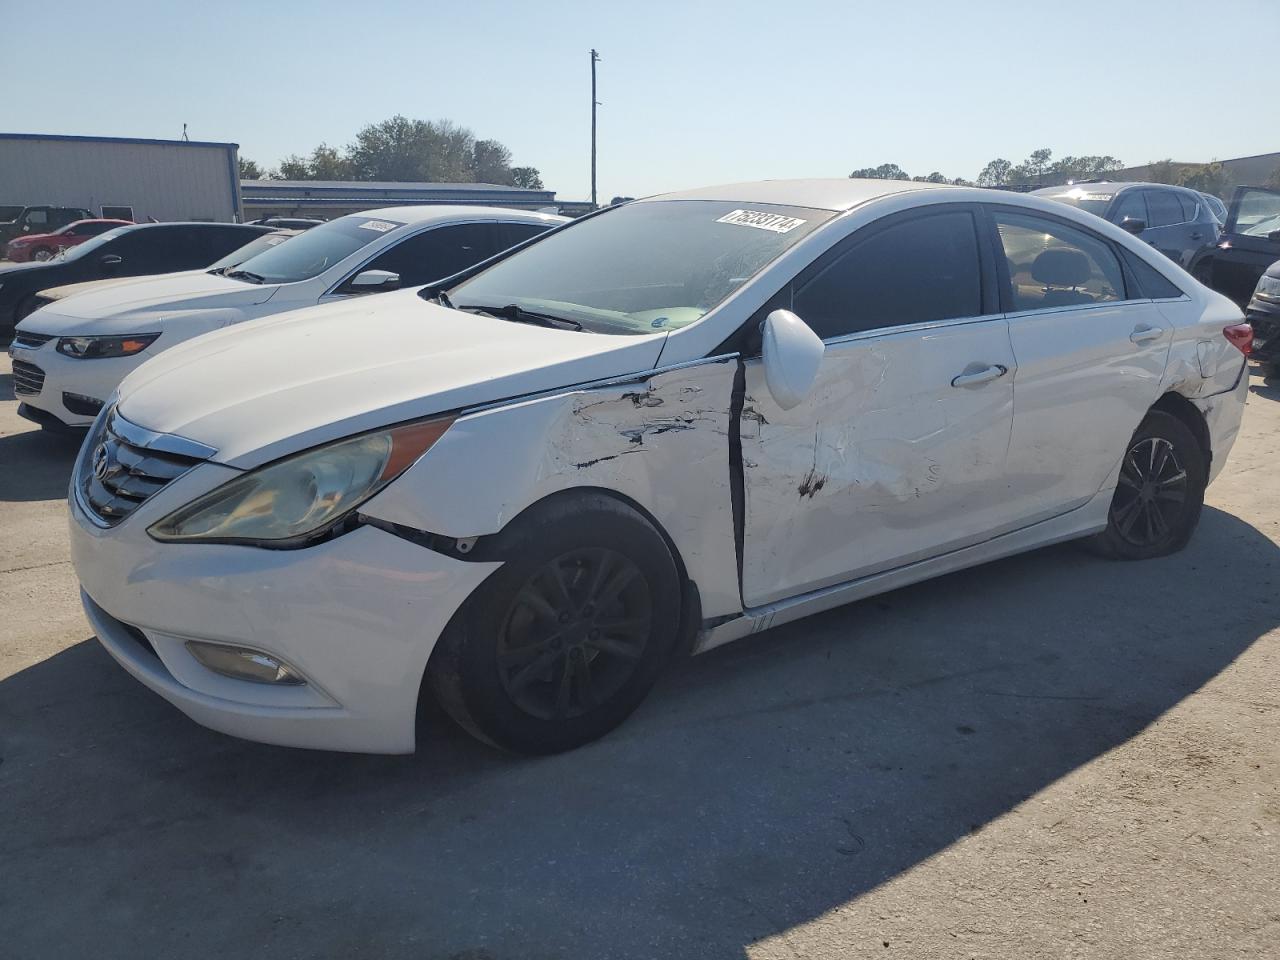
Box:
10 205 565 428
68 180 1250 756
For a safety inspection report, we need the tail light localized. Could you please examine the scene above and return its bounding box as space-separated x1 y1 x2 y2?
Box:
1223 323 1253 356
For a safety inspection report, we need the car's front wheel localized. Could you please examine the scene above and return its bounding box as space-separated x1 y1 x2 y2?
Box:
30 247 55 261
427 494 681 754
1088 410 1206 560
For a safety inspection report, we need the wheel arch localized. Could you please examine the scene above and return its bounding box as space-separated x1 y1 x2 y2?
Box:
1151 391 1212 475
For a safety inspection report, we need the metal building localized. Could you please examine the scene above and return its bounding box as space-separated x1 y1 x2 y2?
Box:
0 133 242 223
240 179 558 220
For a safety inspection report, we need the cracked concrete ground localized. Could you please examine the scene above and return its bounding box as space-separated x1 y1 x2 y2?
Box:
1 354 1277 959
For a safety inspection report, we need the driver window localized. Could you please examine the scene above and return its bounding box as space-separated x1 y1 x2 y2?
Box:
993 211 1125 311
359 223 496 288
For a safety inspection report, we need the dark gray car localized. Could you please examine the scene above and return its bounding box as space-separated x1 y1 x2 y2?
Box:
1033 181 1219 268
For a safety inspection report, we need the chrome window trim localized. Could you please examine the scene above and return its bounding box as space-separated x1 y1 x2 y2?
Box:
819 311 1005 347
111 410 218 460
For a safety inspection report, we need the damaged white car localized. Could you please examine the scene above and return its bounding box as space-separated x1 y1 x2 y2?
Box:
69 179 1251 755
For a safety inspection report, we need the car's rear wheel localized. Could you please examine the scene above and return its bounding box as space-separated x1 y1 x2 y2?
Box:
427 494 681 754
1088 410 1206 560
30 247 55 262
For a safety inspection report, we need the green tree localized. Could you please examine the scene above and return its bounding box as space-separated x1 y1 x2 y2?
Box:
238 157 264 180
307 143 353 180
347 116 477 182
1049 155 1123 183
977 158 1012 186
275 155 312 180
849 163 910 180
1178 161 1232 198
471 139 515 184
511 166 545 190
1146 159 1178 184
913 171 949 183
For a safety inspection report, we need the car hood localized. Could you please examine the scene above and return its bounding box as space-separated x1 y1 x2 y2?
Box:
7 231 59 245
37 271 208 303
115 289 668 468
15 271 276 334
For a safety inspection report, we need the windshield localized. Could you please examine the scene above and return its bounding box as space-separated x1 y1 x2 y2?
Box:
228 215 404 284
1043 190 1114 217
447 200 834 335
0 205 23 223
1235 189 1280 238
58 226 134 260
208 232 295 271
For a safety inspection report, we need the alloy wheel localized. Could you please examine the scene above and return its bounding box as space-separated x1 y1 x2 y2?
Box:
32 248 54 261
1111 436 1188 547
496 547 651 721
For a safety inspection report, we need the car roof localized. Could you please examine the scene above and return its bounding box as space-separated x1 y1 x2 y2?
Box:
1032 181 1199 199
641 178 952 212
333 204 568 226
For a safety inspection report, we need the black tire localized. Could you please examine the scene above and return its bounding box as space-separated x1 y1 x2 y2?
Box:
1087 410 1206 560
427 493 681 754
30 247 55 262
1256 360 1278 380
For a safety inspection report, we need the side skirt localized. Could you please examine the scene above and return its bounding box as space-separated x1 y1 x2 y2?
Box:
693 486 1113 654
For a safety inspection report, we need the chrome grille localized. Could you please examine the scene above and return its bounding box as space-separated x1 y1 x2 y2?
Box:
78 407 215 526
12 330 55 350
11 359 45 395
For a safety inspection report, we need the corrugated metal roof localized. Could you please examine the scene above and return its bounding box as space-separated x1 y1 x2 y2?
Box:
241 179 535 192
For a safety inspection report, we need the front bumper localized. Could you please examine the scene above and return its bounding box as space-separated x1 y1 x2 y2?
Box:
8 337 147 427
69 457 499 754
1246 297 1280 363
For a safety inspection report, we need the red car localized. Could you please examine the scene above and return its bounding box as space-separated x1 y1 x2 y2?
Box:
4 218 132 262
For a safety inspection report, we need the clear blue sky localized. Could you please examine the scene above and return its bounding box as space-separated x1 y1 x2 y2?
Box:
5 0 1276 200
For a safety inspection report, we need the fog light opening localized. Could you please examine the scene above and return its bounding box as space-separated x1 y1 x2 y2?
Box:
185 641 306 685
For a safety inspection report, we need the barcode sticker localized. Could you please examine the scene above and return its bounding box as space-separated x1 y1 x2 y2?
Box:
716 209 808 234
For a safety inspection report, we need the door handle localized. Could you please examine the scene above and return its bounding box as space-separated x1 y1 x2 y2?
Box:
951 364 1008 388
1130 325 1164 344
1190 232 1204 241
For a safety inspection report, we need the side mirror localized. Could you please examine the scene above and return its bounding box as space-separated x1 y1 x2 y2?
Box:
99 254 123 268
761 309 824 411
1119 217 1146 235
349 269 400 292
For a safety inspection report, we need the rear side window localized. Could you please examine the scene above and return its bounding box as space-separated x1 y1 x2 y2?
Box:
1145 189 1184 227
992 210 1125 311
1177 193 1199 222
1122 249 1185 299
496 221 551 251
793 210 982 339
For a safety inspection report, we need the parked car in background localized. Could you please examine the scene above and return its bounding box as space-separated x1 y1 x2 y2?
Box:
1244 261 1280 376
1033 181 1218 268
65 180 1249 756
1199 192 1229 227
247 217 326 230
5 218 132 262
0 222 272 340
1188 186 1280 306
24 230 301 311
10 207 563 427
0 205 95 246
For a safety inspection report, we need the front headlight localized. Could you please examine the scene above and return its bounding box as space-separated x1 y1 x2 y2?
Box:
1256 275 1280 299
57 334 159 359
148 417 454 546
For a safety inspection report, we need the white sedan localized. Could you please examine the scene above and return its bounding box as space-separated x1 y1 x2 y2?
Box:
9 205 565 428
68 179 1251 755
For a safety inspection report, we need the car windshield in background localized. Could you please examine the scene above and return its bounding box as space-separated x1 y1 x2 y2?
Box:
228 215 404 284
446 200 835 335
0 205 22 222
58 226 135 260
208 232 294 271
1235 189 1280 238
1043 189 1114 217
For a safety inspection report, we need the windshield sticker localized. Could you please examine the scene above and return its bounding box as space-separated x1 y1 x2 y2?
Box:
716 209 808 234
263 235 288 246
357 219 401 233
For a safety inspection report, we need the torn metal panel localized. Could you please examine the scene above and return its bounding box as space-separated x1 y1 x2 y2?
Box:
361 358 744 619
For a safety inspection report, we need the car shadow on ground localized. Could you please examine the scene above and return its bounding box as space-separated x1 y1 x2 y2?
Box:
0 423 82 502
2 505 1278 960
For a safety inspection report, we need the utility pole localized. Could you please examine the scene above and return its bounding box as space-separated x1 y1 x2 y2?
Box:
590 48 601 209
